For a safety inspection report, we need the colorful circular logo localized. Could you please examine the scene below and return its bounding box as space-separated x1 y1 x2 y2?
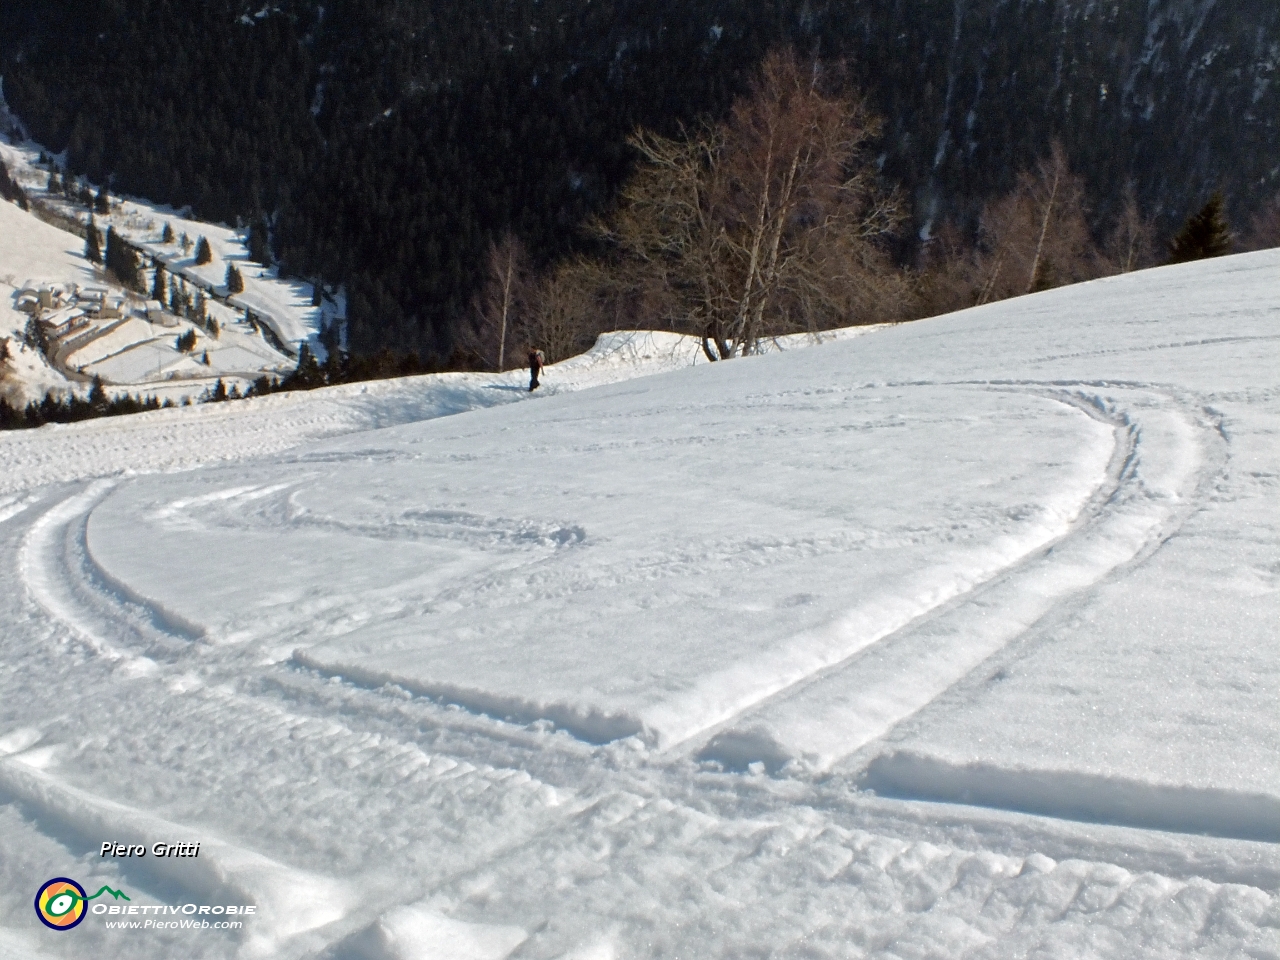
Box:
35 878 88 931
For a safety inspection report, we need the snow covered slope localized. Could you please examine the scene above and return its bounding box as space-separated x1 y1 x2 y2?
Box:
1 253 1279 959
0 193 90 402
0 189 295 404
0 131 305 402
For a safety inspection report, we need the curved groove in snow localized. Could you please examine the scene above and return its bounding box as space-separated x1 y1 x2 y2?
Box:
644 386 1119 754
19 481 203 670
695 384 1216 772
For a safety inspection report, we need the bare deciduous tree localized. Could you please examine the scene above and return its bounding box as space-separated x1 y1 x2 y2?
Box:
602 49 907 360
1103 182 1156 273
1243 192 1280 252
524 257 611 363
467 232 530 370
974 142 1099 305
914 220 983 318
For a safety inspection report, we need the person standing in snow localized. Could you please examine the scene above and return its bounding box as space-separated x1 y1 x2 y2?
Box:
528 346 545 391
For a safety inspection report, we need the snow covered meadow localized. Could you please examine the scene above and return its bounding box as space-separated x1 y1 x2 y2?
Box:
2 249 1279 958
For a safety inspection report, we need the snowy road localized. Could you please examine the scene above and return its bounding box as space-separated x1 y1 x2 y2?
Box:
3 258 1280 959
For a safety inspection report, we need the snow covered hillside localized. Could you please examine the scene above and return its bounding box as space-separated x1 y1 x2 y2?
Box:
2 251 1279 959
0 126 317 404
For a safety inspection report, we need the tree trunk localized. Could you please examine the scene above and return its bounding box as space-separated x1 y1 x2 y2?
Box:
1025 161 1060 295
498 256 512 370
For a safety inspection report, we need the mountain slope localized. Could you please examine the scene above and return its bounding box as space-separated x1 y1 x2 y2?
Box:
0 250 1277 957
3 0 1276 357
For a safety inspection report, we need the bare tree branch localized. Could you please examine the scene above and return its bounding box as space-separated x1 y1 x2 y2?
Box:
597 49 910 359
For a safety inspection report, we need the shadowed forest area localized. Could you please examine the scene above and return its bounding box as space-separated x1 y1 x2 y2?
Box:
2 0 1278 365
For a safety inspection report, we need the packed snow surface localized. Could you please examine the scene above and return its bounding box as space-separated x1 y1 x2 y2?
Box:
1 251 1279 959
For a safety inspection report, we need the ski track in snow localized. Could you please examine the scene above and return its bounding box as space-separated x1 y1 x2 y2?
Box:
696 384 1220 772
2 255 1280 957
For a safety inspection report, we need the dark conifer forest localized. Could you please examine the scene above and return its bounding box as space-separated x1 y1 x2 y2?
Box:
3 0 1277 360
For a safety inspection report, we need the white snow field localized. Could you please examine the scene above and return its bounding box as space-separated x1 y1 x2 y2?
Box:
1 251 1279 959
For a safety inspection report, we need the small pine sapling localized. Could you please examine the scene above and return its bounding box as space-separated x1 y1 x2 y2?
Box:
225 263 244 293
162 222 174 244
194 236 213 265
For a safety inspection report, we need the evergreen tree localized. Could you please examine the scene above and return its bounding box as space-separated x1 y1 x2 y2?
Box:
151 261 167 302
176 329 196 352
24 316 48 354
88 374 108 411
225 263 244 293
247 216 271 265
104 226 143 290
85 215 103 263
94 184 109 214
0 160 27 207
290 343 324 389
1168 192 1233 264
162 222 174 243
47 169 61 193
104 225 119 274
194 235 213 265
193 289 207 327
